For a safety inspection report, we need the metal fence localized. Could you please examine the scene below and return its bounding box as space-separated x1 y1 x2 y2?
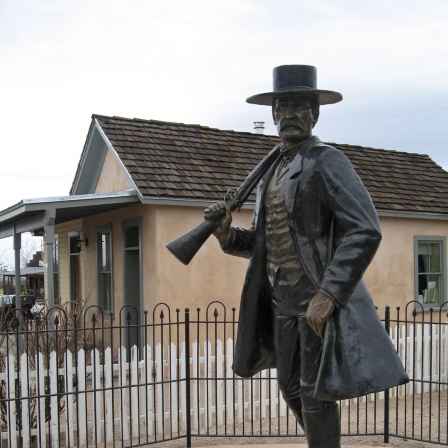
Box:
0 300 446 447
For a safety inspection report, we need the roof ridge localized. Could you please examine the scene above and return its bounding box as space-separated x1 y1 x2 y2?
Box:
93 114 279 139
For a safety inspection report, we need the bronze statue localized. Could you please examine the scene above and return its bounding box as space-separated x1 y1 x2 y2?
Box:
203 65 409 448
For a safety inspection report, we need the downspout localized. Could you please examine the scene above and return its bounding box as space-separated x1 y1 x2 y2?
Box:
45 208 56 309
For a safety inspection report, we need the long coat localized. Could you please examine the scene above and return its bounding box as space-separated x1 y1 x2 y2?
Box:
223 136 409 401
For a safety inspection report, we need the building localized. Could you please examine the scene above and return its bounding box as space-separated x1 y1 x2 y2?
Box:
0 115 447 322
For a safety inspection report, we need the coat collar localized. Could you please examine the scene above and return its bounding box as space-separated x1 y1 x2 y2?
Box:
258 135 323 190
287 135 322 178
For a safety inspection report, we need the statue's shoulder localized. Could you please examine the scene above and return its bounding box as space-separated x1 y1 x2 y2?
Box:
312 139 338 154
307 139 344 160
310 140 354 172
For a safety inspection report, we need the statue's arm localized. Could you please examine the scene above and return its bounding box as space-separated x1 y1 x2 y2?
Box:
220 225 255 259
318 148 382 306
204 201 256 259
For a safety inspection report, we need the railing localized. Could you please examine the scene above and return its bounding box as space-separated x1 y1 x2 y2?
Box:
0 301 446 447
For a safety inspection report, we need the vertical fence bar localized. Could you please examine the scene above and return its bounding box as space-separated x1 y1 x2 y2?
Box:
185 308 192 448
73 312 80 448
438 306 445 444
143 311 150 443
384 306 390 444
231 307 237 434
226 338 234 428
428 309 434 441
176 309 182 437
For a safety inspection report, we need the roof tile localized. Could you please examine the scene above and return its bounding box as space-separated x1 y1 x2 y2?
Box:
93 115 448 215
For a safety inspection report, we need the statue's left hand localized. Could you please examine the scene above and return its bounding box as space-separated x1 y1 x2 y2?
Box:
305 292 335 339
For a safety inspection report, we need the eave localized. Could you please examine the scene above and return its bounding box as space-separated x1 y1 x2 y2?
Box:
0 189 140 238
377 209 448 221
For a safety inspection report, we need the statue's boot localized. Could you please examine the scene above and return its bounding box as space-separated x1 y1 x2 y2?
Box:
284 395 305 433
302 402 341 448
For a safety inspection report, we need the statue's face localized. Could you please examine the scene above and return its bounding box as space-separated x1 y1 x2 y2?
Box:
273 97 315 144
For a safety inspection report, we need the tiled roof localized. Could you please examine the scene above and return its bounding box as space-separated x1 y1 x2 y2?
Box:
94 115 448 215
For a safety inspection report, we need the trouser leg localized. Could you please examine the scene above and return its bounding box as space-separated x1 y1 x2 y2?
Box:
271 277 340 445
272 308 306 431
302 401 341 448
283 394 305 432
271 277 314 433
298 317 341 447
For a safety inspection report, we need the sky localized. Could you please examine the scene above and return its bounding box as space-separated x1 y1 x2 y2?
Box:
0 0 447 266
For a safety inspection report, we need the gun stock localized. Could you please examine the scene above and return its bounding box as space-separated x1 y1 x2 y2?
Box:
166 210 224 265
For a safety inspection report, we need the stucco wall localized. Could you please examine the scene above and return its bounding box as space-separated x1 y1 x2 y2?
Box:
53 203 250 317
364 215 448 318
158 209 448 316
154 204 251 311
95 150 133 194
54 204 448 321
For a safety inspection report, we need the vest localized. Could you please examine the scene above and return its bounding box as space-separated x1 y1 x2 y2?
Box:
264 154 306 287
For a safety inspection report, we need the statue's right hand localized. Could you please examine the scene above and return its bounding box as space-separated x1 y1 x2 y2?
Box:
204 202 232 244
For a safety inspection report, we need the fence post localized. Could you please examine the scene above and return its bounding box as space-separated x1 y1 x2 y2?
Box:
384 306 390 444
185 308 192 448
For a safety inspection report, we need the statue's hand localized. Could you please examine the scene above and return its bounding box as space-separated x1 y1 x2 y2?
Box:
305 292 335 339
204 202 232 244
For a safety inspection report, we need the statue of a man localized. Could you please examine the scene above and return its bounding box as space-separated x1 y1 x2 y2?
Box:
205 65 408 447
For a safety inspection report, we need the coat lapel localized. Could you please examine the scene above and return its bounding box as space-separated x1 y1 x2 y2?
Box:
285 136 321 215
285 151 303 216
257 155 282 212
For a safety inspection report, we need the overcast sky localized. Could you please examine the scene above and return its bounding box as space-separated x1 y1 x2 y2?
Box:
0 0 447 264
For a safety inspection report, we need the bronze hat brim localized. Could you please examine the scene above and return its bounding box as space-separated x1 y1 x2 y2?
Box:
246 89 343 106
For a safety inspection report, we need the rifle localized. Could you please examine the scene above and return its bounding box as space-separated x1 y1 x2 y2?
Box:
166 144 281 265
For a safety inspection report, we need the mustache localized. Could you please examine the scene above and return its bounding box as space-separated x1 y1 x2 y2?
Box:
280 118 303 131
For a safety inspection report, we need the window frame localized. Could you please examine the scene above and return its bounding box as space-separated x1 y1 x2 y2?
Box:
68 231 81 302
97 224 114 316
414 236 446 309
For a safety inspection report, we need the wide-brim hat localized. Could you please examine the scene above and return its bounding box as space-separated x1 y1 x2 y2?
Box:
246 65 342 106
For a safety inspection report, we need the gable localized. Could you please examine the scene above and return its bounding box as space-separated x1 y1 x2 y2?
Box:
70 120 137 196
95 149 133 194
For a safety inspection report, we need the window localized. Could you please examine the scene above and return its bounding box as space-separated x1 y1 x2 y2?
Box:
97 225 113 314
69 233 81 302
415 237 446 308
